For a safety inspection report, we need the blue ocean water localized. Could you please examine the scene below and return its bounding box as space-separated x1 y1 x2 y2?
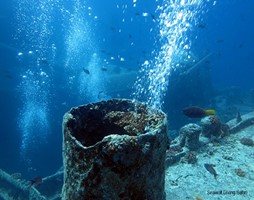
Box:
0 0 253 191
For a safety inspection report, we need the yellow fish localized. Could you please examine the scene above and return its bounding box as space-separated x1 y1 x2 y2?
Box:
183 106 216 118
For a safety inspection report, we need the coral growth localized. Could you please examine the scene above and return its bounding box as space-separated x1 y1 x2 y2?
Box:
104 109 164 136
194 196 203 200
165 145 185 166
181 151 197 164
179 123 201 150
235 168 245 177
201 115 229 138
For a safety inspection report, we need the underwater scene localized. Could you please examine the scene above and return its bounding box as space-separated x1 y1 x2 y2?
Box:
0 0 254 199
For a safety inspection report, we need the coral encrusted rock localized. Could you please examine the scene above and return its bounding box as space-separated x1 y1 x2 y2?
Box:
201 115 228 138
179 123 201 151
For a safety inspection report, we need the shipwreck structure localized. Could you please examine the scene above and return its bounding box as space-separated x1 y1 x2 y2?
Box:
62 99 168 200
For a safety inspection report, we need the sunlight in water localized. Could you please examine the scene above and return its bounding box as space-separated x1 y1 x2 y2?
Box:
134 0 205 110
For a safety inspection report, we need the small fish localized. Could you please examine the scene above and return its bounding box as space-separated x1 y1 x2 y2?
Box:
198 23 207 29
101 66 107 71
110 26 117 32
238 44 243 48
142 50 146 54
39 58 49 65
30 176 42 187
151 14 156 21
5 74 13 79
182 106 215 118
216 39 224 43
204 163 218 179
83 68 90 74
